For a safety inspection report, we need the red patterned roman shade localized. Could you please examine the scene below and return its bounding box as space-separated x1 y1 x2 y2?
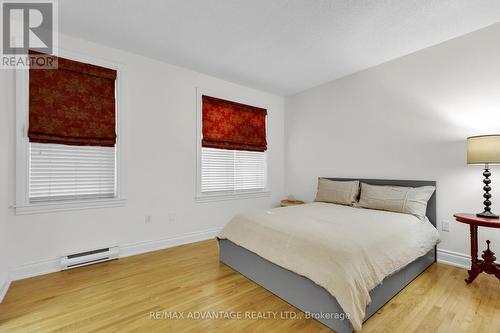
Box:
202 95 267 152
28 53 117 147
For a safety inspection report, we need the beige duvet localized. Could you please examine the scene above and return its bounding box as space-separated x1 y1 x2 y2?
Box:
218 202 439 331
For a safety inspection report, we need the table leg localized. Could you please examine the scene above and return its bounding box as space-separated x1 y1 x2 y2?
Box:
466 225 482 284
471 225 478 264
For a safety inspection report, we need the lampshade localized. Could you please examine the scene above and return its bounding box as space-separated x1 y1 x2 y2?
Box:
467 135 500 164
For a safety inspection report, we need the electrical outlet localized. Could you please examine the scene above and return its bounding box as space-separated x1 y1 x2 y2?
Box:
441 220 450 232
168 213 176 222
145 215 152 224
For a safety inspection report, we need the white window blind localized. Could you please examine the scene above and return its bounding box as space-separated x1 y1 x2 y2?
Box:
29 143 116 203
201 147 266 193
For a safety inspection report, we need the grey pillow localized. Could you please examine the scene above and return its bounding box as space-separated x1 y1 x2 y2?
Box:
314 178 360 206
355 183 435 219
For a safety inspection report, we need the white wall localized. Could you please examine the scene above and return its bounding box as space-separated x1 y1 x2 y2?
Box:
1 34 285 278
285 23 500 264
0 68 10 296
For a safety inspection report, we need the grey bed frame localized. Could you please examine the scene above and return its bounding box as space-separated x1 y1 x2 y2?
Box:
218 178 437 333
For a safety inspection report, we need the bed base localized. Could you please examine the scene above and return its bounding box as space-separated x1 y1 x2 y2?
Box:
219 178 437 332
219 239 436 333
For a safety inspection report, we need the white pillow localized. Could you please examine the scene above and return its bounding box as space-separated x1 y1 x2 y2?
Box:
314 178 360 206
355 183 435 219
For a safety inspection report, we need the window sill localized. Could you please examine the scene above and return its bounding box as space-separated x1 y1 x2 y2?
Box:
14 198 127 215
195 190 271 203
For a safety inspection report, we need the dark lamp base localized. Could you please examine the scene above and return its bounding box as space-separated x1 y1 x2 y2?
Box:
478 166 499 219
477 211 499 219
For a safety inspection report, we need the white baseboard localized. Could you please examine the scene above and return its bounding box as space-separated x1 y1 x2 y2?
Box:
437 248 471 269
10 232 478 284
0 277 11 303
436 248 500 269
10 258 60 281
119 227 222 258
9 228 222 282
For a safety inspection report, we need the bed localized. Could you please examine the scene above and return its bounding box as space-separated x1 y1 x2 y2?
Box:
217 178 439 332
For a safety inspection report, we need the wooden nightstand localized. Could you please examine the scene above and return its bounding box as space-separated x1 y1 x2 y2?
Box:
454 213 500 283
280 199 305 207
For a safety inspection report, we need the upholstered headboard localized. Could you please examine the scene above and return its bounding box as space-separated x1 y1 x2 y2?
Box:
323 178 437 228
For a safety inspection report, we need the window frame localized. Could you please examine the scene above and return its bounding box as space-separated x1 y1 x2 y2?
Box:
195 88 270 202
15 49 126 215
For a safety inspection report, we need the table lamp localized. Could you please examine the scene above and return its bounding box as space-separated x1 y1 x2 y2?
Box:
467 135 500 218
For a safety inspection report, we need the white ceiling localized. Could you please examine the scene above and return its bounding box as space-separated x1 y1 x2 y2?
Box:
59 0 500 95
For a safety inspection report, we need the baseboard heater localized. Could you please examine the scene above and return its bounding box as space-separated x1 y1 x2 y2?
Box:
60 246 119 270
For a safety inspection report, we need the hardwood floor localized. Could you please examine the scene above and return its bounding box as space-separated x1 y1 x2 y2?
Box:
0 240 499 333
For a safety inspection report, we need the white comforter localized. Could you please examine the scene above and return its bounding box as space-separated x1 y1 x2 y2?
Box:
218 202 439 331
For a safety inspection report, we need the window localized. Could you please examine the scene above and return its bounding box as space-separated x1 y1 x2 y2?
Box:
15 51 125 214
197 91 269 201
201 147 266 193
29 143 116 203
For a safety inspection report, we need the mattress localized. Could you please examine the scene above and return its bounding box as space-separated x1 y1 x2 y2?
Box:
218 202 440 330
